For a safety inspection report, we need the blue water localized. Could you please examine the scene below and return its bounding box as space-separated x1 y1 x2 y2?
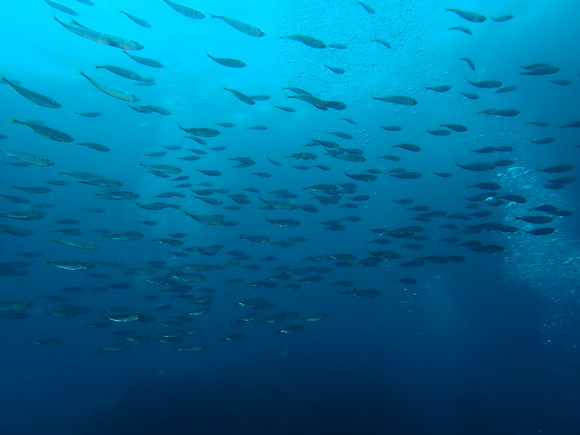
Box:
1 1 580 434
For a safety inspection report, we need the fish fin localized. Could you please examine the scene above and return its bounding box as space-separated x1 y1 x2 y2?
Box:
69 17 85 27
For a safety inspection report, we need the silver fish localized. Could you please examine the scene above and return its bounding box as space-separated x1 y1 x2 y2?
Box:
12 119 74 142
79 72 139 102
211 14 264 37
120 10 152 28
0 76 61 108
54 16 144 50
0 149 54 167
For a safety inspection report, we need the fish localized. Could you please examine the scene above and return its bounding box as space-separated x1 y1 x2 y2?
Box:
481 109 520 117
0 301 32 312
456 161 496 171
223 334 246 342
448 26 472 35
492 15 514 22
469 182 501 191
140 163 182 174
325 65 345 74
0 149 54 167
373 95 418 105
525 228 556 236
184 213 226 226
446 8 487 23
467 79 503 88
357 1 375 14
441 124 468 132
266 218 301 228
76 142 111 153
120 10 152 28
95 65 151 82
179 126 221 137
75 111 101 117
207 53 247 68
345 172 377 182
275 106 296 112
44 0 78 16
537 165 573 173
560 120 580 128
494 85 517 93
288 94 329 110
427 129 451 136
53 16 144 50
78 177 122 188
30 338 63 346
52 238 100 250
96 191 140 200
45 260 95 271
0 76 62 108
275 325 304 334
123 51 164 68
162 0 205 19
460 58 476 70
339 289 380 297
13 186 52 194
426 85 451 92
79 72 139 102
372 39 391 48
393 143 421 152
390 172 422 179
280 34 326 48
223 87 255 105
520 65 560 75
516 216 553 224
177 345 206 352
211 15 265 37
12 119 74 142
531 137 555 145
98 344 130 353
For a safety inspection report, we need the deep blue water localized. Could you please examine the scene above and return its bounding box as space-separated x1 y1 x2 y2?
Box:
1 1 580 434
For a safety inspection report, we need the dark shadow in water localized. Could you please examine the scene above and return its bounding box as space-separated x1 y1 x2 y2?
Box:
79 373 422 435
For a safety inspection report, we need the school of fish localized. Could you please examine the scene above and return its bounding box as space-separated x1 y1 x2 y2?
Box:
0 1 578 354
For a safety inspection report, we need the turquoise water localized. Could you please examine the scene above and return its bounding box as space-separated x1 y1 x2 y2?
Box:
1 1 580 433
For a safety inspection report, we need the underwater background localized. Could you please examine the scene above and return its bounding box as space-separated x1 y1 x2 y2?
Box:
1 0 580 434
